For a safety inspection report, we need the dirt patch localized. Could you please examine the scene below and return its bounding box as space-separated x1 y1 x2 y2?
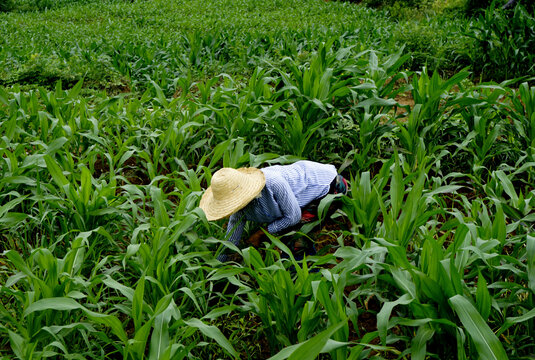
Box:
93 154 152 186
394 91 415 121
214 312 272 359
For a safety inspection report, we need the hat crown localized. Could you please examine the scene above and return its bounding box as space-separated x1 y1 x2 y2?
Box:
199 167 265 221
211 168 244 200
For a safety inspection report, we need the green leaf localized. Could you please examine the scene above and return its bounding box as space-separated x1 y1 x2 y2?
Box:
414 271 444 304
527 234 535 294
0 212 28 226
133 276 146 331
268 320 346 360
102 276 134 301
390 156 404 218
66 79 84 100
476 272 491 321
202 305 238 320
84 310 128 343
179 287 202 314
492 204 506 245
411 323 435 360
287 320 346 360
8 330 26 359
149 307 172 360
80 165 92 206
24 297 84 316
377 293 413 345
4 250 37 280
0 176 37 187
449 257 464 296
497 307 535 336
41 322 96 336
153 293 174 318
45 137 69 155
151 187 170 227
44 154 70 197
184 318 238 358
0 196 27 219
495 171 519 206
356 97 397 110
347 331 380 360
449 295 508 360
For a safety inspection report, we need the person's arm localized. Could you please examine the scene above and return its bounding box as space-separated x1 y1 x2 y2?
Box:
503 0 517 9
267 179 301 234
217 213 245 262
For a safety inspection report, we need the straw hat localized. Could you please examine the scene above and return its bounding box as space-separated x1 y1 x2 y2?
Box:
200 167 265 221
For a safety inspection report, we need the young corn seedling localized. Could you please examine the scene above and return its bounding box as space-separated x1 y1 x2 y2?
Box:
508 82 535 159
241 237 323 354
343 110 393 172
43 154 122 233
341 160 391 242
0 231 111 358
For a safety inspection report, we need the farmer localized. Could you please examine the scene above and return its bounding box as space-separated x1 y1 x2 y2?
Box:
199 160 348 261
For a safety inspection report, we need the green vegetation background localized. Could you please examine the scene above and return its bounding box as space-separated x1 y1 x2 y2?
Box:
1 0 535 359
0 0 483 92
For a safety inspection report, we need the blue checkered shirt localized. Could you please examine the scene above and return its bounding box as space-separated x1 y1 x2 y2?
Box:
218 161 337 261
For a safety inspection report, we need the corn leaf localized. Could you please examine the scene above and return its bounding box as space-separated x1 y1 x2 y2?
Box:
476 272 491 321
449 295 508 360
184 318 238 358
410 323 435 360
268 320 346 360
377 293 413 345
24 297 84 316
527 234 535 294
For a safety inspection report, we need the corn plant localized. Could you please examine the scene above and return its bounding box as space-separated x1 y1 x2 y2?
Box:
454 99 513 176
240 241 324 353
466 2 535 81
2 6 535 358
508 82 535 159
1 231 111 358
341 160 391 241
342 110 393 172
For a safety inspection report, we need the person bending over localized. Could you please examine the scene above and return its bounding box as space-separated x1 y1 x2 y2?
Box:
199 160 347 262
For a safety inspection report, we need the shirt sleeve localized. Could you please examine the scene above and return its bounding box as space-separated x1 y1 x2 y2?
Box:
267 178 301 234
217 212 245 262
225 212 245 247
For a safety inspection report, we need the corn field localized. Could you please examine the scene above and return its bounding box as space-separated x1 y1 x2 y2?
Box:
1 1 535 359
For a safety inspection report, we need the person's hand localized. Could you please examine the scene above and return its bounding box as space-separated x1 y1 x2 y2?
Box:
247 229 266 247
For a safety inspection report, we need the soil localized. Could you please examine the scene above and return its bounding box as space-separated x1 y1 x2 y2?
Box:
93 153 151 186
394 91 415 119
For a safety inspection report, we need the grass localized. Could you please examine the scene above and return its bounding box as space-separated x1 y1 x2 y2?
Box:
0 59 534 359
0 0 476 92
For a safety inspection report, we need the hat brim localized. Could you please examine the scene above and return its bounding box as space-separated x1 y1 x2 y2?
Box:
200 168 265 221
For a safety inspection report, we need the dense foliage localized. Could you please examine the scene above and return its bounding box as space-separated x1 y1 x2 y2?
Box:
0 0 12 12
1 0 534 359
466 2 535 81
1 0 533 92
